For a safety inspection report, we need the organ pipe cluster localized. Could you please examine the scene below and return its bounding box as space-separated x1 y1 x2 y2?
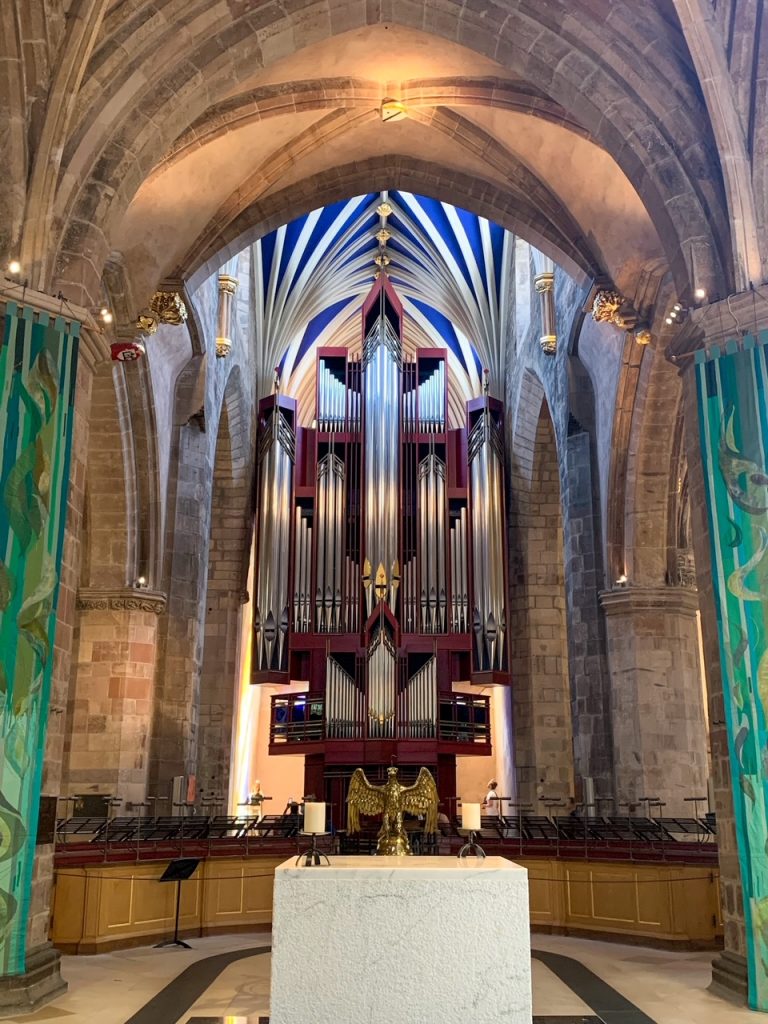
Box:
469 403 507 672
253 403 295 673
251 276 510 746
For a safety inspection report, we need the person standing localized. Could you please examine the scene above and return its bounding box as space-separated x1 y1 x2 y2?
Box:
483 780 499 816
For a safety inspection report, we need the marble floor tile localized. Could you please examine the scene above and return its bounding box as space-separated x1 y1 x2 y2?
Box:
8 932 760 1024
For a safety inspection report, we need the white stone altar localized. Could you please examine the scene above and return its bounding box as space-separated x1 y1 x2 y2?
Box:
269 855 532 1024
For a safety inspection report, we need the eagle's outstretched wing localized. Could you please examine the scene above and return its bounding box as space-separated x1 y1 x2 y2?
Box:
346 768 385 833
401 767 439 834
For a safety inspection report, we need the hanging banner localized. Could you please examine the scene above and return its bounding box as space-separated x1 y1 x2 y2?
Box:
0 302 79 975
695 333 768 1010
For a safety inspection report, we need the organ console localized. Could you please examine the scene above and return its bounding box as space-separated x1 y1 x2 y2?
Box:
252 274 510 806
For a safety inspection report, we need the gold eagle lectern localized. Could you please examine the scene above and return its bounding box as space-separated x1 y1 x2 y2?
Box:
346 766 439 855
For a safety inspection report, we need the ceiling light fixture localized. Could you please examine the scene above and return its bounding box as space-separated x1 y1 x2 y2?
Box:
380 98 407 123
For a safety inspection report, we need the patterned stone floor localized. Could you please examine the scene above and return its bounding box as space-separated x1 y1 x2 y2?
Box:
5 934 758 1024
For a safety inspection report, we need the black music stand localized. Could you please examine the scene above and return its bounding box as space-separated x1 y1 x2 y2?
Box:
154 857 200 949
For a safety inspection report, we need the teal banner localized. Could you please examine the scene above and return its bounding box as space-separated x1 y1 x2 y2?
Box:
695 332 768 1010
0 303 78 975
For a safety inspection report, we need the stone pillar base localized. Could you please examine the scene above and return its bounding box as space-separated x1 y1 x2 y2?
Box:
710 950 748 1004
0 944 67 1017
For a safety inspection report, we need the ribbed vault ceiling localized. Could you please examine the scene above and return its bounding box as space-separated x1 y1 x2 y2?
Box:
248 190 518 425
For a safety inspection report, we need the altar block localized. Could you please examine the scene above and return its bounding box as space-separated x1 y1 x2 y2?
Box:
269 855 531 1024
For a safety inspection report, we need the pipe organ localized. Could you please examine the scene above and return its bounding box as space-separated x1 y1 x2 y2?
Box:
253 276 509 801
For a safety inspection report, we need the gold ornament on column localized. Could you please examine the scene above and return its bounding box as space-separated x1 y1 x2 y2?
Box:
534 271 558 355
216 274 239 358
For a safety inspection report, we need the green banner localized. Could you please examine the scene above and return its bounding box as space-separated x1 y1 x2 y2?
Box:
695 333 768 1010
0 302 79 975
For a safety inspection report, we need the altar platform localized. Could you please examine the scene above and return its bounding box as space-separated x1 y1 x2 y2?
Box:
270 854 531 1024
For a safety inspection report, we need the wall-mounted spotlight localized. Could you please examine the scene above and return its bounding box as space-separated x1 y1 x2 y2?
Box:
694 287 707 302
7 260 21 276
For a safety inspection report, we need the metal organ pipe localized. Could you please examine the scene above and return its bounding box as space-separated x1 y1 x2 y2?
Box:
254 407 295 672
363 311 400 604
469 407 506 670
418 454 447 633
315 453 345 632
450 507 469 633
367 634 396 739
326 657 359 738
398 658 436 738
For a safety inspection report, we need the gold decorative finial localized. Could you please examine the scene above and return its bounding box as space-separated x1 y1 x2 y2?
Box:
376 228 391 245
376 201 393 219
374 253 391 268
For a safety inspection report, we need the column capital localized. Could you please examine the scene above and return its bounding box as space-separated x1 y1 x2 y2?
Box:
666 284 768 366
599 584 699 617
77 587 167 615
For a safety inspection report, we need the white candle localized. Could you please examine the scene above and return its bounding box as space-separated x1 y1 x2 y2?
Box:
303 802 326 834
461 802 481 832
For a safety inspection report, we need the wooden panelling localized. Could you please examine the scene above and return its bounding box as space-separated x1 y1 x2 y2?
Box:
51 858 281 954
50 855 723 954
522 857 721 945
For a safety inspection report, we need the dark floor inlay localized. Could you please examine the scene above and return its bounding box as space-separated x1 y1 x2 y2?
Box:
533 950 657 1024
126 946 656 1024
121 945 270 1024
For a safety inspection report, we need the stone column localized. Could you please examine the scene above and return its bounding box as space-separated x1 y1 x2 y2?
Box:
215 274 238 359
600 585 708 815
63 589 166 808
0 290 109 1014
534 270 557 355
667 286 768 1005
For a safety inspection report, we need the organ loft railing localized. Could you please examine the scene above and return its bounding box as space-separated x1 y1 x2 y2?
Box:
269 691 491 749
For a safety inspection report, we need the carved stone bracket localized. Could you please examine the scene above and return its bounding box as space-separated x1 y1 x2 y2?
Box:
77 587 167 615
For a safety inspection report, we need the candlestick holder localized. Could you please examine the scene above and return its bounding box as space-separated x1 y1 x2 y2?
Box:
296 831 330 866
458 830 486 859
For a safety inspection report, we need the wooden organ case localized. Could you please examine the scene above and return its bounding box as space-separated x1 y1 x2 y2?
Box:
252 276 511 815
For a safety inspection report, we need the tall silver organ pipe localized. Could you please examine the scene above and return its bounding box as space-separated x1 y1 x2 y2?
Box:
418 454 447 633
398 657 437 738
254 406 295 671
318 360 349 432
363 308 401 607
315 453 345 631
293 508 312 632
469 405 506 671
367 630 396 738
326 656 363 738
450 507 468 632
417 364 445 433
